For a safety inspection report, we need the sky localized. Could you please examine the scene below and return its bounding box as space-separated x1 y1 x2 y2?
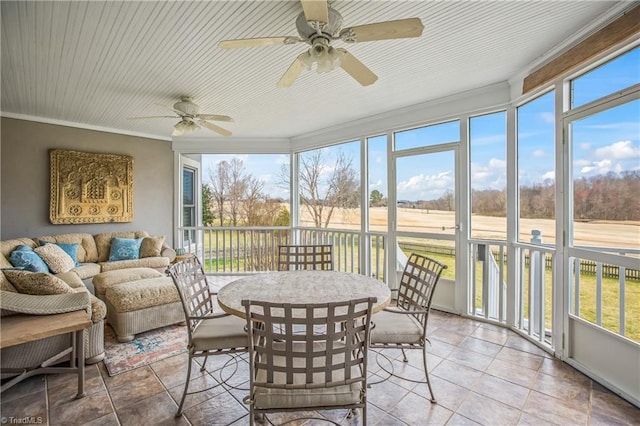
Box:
202 47 639 203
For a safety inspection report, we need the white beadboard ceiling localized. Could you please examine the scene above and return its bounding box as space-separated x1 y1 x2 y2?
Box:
0 1 628 141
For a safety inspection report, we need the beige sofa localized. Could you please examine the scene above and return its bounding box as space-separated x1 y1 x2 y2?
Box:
0 230 176 368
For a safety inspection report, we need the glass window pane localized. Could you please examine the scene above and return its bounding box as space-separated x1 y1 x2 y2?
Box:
368 135 387 231
469 111 507 240
183 168 194 205
298 141 361 229
571 47 639 109
396 151 456 234
517 91 556 243
570 99 640 252
202 154 290 227
394 120 460 151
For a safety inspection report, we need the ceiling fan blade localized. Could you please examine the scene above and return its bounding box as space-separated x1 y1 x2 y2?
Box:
338 49 378 86
127 115 176 120
276 53 308 88
340 18 424 43
199 120 232 137
197 114 234 123
219 37 298 49
300 0 328 24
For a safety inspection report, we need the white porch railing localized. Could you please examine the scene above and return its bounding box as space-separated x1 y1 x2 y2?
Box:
178 226 388 279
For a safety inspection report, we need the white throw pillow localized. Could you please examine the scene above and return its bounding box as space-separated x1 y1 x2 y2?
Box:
34 243 76 273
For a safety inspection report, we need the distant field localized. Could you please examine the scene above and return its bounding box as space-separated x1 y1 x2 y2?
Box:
300 206 640 249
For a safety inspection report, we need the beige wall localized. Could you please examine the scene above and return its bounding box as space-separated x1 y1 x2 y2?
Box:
0 117 174 245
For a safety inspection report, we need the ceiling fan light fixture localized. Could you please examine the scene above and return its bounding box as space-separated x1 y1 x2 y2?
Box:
173 119 199 136
301 43 345 73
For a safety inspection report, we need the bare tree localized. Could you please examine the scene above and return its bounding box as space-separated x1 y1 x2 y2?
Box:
280 149 360 228
208 161 229 225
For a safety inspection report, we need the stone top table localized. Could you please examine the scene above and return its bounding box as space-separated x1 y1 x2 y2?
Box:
217 270 391 318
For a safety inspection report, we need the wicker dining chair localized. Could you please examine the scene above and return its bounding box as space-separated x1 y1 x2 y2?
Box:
242 297 376 425
167 256 248 417
369 253 447 403
277 244 334 271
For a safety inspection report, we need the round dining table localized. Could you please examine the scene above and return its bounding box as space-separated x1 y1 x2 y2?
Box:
217 270 391 318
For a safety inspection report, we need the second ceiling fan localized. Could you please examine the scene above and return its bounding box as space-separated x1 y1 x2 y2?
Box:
219 0 424 87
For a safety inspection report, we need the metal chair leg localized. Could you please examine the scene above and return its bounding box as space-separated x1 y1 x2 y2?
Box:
401 348 408 362
422 346 436 403
200 355 209 371
176 352 194 417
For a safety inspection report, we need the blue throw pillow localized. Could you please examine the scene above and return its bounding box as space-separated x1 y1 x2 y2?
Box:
9 245 50 273
39 241 81 266
108 237 143 261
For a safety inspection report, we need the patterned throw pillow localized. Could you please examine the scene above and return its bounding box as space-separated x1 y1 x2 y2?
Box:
9 245 50 273
3 270 76 295
39 241 81 266
108 237 143 261
139 236 165 258
34 243 76 274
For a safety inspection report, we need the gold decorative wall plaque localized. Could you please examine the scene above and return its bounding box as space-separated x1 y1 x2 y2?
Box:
49 149 133 224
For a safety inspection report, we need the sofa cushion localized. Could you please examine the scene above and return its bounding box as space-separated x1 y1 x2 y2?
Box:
108 237 143 261
0 238 37 260
34 243 76 274
9 245 50 273
93 267 164 297
105 277 179 312
4 270 76 295
71 263 102 280
99 257 169 273
0 271 18 292
94 231 149 262
36 233 98 263
55 271 85 289
140 236 165 258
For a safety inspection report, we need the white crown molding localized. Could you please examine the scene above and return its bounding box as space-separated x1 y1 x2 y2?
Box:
508 2 637 99
0 112 171 142
172 137 291 154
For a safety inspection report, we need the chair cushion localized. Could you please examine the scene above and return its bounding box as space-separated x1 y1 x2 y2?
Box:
370 310 424 345
191 315 248 351
34 243 76 273
9 245 50 273
253 341 362 410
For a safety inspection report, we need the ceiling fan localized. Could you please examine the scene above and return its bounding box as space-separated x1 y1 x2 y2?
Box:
219 0 423 87
128 96 233 137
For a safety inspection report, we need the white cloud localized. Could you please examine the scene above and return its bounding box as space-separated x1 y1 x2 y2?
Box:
574 159 592 166
539 112 555 123
369 179 382 188
276 154 289 165
541 171 555 181
488 158 506 169
594 140 639 160
397 171 453 200
580 159 612 175
533 149 545 158
579 142 591 150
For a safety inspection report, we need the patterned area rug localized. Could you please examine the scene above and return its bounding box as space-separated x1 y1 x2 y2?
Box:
103 323 187 376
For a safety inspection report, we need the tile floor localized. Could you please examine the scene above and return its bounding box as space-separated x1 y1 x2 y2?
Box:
2 295 639 425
